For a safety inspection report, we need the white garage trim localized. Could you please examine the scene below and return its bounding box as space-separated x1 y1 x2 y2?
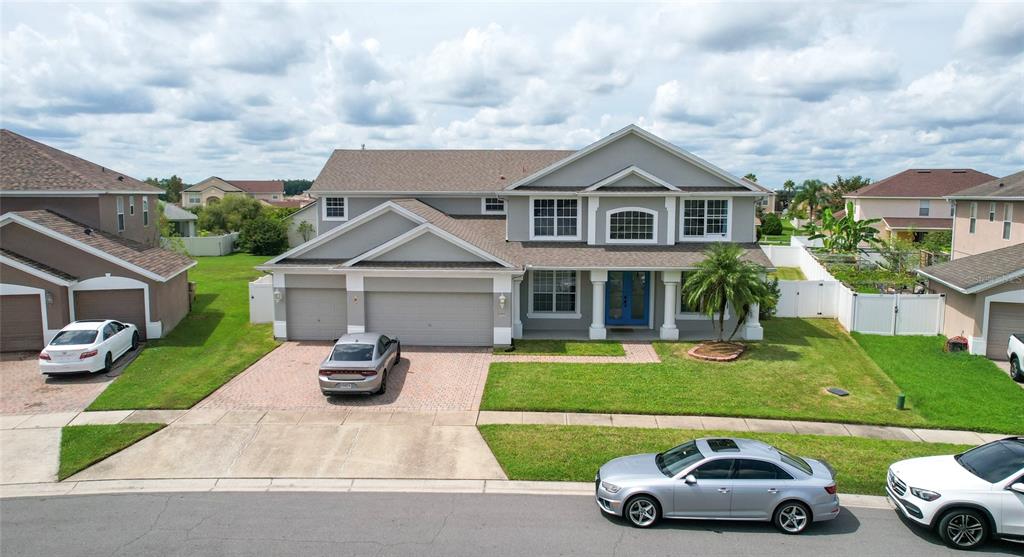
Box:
0 283 58 343
71 275 161 339
974 289 1024 356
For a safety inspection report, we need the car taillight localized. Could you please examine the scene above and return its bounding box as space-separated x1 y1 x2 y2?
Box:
318 369 334 376
80 350 98 359
38 351 51 360
824 484 837 495
359 370 377 377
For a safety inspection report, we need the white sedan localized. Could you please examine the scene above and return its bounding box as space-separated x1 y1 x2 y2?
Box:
38 319 139 375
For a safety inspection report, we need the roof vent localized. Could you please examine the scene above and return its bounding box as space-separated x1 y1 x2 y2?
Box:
916 170 931 173
83 228 93 235
499 175 506 180
952 170 966 173
999 182 1005 188
117 175 124 181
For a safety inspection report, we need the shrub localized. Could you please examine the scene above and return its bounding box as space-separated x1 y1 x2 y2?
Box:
239 215 288 255
197 195 264 233
760 213 783 236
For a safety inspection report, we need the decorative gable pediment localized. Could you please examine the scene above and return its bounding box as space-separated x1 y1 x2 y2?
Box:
583 166 679 192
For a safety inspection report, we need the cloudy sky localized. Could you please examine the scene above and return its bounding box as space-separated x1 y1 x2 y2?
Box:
1 1 1022 188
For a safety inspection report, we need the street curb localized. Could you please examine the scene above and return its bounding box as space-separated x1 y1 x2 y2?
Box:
0 479 893 509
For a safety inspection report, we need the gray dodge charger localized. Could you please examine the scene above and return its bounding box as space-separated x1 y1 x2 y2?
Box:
318 333 401 396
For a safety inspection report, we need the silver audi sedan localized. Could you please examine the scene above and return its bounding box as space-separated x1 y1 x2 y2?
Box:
318 333 401 396
595 437 840 533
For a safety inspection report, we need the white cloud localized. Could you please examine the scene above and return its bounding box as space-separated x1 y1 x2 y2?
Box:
956 2 1024 57
553 19 638 93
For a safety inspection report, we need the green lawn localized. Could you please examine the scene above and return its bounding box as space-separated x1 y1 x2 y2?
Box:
483 318 927 428
88 254 280 410
479 425 970 496
59 423 164 480
769 267 806 280
496 339 625 356
853 334 1024 434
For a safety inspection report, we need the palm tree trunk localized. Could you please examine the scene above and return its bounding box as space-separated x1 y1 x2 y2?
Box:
717 302 726 342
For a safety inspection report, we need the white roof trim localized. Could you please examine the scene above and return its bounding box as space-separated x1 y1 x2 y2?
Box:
0 253 75 286
0 213 191 282
917 266 1024 295
583 166 679 192
505 124 759 193
263 201 427 265
0 191 156 197
342 224 514 268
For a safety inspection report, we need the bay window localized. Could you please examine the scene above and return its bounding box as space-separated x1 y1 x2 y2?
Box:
531 198 578 240
529 270 579 317
681 199 729 240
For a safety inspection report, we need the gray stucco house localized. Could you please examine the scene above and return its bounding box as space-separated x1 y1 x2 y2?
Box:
258 125 773 346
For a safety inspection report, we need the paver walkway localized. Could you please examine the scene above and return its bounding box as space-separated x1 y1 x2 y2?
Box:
492 342 659 363
0 353 118 414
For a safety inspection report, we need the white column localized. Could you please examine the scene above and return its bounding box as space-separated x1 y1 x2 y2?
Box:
660 271 680 340
590 269 607 340
512 276 524 339
744 303 763 341
664 197 677 246
587 197 600 245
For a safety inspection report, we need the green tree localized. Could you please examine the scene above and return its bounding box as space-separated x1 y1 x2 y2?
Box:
743 173 758 183
919 230 952 253
793 179 829 221
782 179 796 192
198 195 264 233
297 220 315 242
683 243 772 342
810 201 881 253
145 175 185 202
760 212 783 235
239 215 288 255
284 179 313 196
828 175 871 209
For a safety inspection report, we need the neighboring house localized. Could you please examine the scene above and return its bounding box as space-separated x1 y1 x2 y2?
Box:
162 203 197 237
917 170 1024 360
845 169 996 241
0 130 194 350
285 199 318 247
181 177 285 208
258 125 771 347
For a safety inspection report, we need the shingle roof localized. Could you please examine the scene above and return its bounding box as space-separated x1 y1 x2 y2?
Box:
945 170 1024 199
846 169 996 198
230 180 284 194
0 248 78 281
918 242 1024 293
0 130 161 194
9 210 194 280
162 203 197 221
311 150 575 193
881 217 953 230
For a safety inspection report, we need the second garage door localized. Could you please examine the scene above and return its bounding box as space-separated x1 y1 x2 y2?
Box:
74 289 147 339
286 288 347 340
366 292 492 346
986 302 1024 360
0 294 44 352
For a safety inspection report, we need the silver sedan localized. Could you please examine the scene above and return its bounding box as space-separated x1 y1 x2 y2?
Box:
318 333 401 396
595 437 840 533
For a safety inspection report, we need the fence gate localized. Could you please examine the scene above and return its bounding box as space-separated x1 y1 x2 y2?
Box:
852 293 945 335
776 281 835 318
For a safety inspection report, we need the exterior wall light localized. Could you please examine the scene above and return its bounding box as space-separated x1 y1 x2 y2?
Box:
498 293 507 312
273 289 283 303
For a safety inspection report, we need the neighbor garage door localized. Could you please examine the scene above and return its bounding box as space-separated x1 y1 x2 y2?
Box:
0 294 44 352
365 292 492 346
286 288 347 340
74 289 148 339
986 302 1024 360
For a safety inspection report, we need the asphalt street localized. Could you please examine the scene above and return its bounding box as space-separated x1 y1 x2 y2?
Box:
1 492 1020 556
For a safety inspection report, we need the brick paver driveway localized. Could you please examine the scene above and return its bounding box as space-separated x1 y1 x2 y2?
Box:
0 352 118 415
198 342 493 412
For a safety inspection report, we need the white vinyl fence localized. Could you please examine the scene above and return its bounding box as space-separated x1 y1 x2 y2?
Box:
162 232 239 256
249 275 273 324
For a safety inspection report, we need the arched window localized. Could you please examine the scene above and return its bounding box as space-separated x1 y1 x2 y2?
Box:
607 208 657 243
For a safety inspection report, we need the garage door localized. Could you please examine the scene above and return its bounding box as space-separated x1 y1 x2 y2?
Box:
286 288 347 340
0 294 43 352
74 289 147 339
366 292 492 346
986 302 1024 360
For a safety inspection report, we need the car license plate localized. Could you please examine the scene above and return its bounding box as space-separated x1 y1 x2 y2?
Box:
336 383 354 389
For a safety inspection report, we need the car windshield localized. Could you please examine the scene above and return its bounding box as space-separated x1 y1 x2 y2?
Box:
49 330 98 346
955 440 1024 483
331 343 374 362
655 441 704 477
776 448 813 475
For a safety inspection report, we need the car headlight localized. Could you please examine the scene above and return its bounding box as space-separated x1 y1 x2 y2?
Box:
600 481 621 494
909 487 941 501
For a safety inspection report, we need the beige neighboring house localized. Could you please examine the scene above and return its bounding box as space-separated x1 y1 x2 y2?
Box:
182 177 285 208
0 129 195 350
918 170 1024 360
845 169 996 241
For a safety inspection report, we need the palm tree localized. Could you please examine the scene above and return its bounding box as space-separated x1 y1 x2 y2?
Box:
810 202 881 253
793 179 829 222
683 243 770 342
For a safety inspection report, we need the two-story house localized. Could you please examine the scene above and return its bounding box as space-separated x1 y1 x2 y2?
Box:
182 177 285 208
258 125 771 347
0 130 194 351
918 170 1023 359
845 169 996 241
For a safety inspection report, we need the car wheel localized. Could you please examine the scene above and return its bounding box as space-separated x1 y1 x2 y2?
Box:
773 501 811 535
131 332 139 351
1011 357 1023 382
938 508 988 550
624 495 660 528
101 352 113 374
376 371 387 395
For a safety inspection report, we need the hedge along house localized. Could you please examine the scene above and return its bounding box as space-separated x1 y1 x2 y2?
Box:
258 125 773 347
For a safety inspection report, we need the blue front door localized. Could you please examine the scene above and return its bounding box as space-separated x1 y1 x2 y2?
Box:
606 271 650 326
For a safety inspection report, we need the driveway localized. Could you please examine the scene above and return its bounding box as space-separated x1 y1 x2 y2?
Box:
0 351 129 415
198 342 493 412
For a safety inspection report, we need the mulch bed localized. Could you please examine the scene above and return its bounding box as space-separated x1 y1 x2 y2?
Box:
687 342 746 362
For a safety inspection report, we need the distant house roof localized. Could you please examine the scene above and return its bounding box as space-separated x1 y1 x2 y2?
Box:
918 242 1024 294
846 169 996 199
945 170 1024 200
162 203 197 221
310 150 575 193
184 177 284 194
881 217 953 230
0 129 161 194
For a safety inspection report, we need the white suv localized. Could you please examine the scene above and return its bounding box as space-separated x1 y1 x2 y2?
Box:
887 437 1024 550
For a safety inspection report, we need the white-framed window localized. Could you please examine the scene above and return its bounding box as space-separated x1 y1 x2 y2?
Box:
530 198 579 240
678 274 730 320
989 202 997 222
142 196 150 227
969 202 977 234
482 197 506 215
918 199 929 217
680 199 730 241
949 201 955 217
1004 203 1013 240
116 197 125 231
606 207 657 243
272 194 279 200
188 193 201 205
322 197 348 221
528 270 580 318
129 195 135 215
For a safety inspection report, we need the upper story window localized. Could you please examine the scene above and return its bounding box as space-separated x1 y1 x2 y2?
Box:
989 202 997 222
681 199 729 240
969 202 977 234
918 200 929 216
189 193 201 205
529 270 579 317
482 197 506 215
323 197 347 221
142 197 150 227
129 195 135 215
1004 203 1013 240
531 198 579 240
950 201 955 217
607 208 657 243
116 197 125 231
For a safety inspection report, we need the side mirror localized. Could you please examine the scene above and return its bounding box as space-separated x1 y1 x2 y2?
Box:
1011 483 1024 494
683 474 697 485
